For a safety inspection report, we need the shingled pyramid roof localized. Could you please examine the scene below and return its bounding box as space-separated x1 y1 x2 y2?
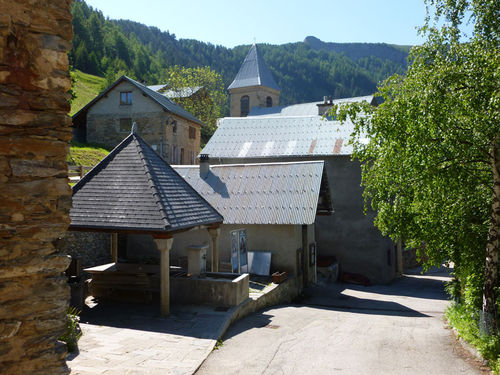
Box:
70 129 223 234
228 44 280 91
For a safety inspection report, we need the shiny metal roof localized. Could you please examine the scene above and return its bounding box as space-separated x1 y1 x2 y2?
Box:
147 85 203 98
248 95 375 117
228 44 280 91
173 161 326 225
202 115 358 158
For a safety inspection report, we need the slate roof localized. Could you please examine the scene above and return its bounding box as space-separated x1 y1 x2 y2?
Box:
202 115 367 159
70 130 222 234
173 161 331 225
228 44 280 91
248 95 375 117
72 76 204 126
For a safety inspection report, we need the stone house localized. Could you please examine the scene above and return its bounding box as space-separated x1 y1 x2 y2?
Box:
72 75 204 164
201 45 399 284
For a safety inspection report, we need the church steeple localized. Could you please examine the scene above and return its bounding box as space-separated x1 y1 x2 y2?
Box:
228 44 280 117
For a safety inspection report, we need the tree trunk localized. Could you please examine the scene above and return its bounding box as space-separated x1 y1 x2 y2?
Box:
481 139 500 334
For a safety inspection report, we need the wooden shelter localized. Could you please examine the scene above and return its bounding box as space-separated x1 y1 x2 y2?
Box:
69 125 223 315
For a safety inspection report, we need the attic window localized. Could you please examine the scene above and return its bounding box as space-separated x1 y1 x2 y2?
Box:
266 96 272 107
120 91 132 105
241 95 249 117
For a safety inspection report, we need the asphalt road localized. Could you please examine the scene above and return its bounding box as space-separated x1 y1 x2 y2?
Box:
196 268 487 375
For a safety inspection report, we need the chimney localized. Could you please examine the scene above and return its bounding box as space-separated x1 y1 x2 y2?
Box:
199 154 210 178
317 96 333 116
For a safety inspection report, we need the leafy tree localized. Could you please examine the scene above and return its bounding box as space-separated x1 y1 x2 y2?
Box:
336 0 499 333
164 66 227 144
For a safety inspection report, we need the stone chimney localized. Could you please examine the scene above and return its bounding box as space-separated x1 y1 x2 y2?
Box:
199 154 210 178
317 95 334 116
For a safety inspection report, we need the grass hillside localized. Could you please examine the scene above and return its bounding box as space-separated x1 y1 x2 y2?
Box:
70 69 105 116
68 141 109 167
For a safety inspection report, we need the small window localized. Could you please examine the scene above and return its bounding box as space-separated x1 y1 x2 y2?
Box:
189 126 196 139
180 148 184 164
120 91 132 105
119 118 132 133
171 145 178 164
172 120 177 134
240 95 249 117
190 150 195 164
266 96 272 107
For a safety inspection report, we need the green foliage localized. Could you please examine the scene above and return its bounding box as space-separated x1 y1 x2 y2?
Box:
70 0 409 107
68 141 110 167
446 304 500 373
335 0 499 329
165 66 227 144
59 307 82 353
70 69 106 115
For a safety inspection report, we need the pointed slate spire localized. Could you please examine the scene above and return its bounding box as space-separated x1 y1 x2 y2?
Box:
228 44 280 91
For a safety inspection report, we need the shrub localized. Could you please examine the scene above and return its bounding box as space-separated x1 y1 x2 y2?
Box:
446 304 500 374
59 307 82 353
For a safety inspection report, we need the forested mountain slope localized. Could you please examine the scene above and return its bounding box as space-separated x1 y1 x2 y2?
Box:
70 0 410 105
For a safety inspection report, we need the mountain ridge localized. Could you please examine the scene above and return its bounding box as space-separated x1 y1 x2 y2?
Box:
71 0 410 106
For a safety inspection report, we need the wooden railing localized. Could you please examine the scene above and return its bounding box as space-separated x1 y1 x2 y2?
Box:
68 165 92 181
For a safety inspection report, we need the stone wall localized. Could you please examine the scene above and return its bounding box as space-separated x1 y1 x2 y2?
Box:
0 1 73 374
229 85 280 117
57 231 111 271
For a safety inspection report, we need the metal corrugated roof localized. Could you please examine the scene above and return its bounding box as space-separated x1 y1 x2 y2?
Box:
248 95 375 117
202 116 358 158
173 161 325 225
147 85 203 99
70 130 222 233
228 44 280 91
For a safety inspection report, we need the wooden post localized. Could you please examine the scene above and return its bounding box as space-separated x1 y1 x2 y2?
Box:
208 227 220 272
154 237 174 316
79 165 84 179
111 233 118 263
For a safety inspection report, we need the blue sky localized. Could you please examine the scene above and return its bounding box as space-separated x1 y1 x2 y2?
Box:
84 0 448 47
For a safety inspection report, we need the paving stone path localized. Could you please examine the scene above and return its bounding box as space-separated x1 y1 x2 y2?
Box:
67 302 233 375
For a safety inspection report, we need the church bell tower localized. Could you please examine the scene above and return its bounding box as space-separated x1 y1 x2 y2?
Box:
228 44 280 117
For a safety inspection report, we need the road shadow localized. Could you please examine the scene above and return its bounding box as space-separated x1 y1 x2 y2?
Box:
294 295 431 317
335 275 449 301
220 312 275 341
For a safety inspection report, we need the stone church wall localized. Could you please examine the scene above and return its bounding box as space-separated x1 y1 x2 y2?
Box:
0 1 73 374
